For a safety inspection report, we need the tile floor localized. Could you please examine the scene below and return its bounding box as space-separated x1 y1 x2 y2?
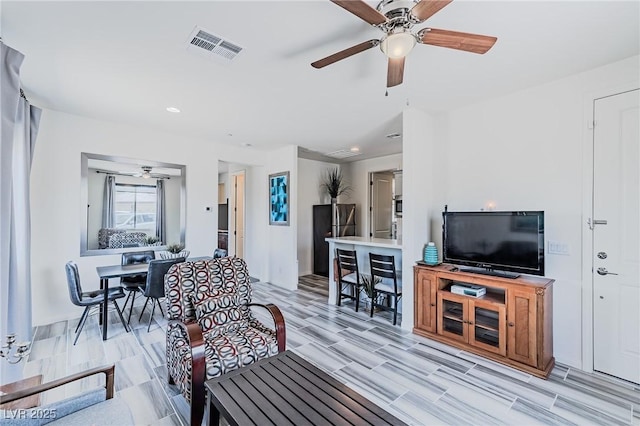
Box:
18 274 640 425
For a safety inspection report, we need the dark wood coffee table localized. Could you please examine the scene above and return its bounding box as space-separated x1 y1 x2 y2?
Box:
205 350 406 426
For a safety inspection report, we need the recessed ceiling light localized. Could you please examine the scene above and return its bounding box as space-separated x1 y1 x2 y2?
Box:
386 132 401 139
166 107 181 113
350 147 360 153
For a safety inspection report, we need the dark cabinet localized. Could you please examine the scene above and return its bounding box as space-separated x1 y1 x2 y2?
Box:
312 204 356 276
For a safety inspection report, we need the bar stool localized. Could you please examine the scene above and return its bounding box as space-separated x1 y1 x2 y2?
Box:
335 249 365 312
369 253 402 325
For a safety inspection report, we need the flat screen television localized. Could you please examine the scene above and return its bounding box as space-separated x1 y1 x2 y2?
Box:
442 210 545 278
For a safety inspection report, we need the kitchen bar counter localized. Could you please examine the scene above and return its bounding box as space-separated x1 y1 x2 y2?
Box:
325 236 403 306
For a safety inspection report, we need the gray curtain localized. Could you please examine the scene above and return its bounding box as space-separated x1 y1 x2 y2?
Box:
156 179 166 244
1 41 42 383
102 175 116 228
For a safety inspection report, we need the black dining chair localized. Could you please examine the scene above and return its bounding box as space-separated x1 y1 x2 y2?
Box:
121 250 155 324
138 257 185 331
368 253 402 325
335 249 365 312
65 261 129 345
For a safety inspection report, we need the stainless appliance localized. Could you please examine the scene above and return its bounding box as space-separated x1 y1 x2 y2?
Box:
394 196 402 217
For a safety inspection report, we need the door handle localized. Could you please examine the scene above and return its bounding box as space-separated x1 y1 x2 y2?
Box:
597 267 619 276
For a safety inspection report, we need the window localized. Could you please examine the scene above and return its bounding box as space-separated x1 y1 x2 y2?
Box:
114 184 157 231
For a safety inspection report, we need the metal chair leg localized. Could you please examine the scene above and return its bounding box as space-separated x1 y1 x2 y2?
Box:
74 307 91 345
147 299 157 332
355 285 360 312
113 300 129 333
75 307 89 333
138 297 150 321
126 291 137 325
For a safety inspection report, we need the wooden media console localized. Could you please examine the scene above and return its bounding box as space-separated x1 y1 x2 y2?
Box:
413 263 554 378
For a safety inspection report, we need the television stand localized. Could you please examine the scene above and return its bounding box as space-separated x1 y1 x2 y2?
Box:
459 267 520 279
413 263 554 378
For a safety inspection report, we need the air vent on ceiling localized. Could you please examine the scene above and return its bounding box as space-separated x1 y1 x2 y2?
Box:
324 149 361 159
187 27 243 62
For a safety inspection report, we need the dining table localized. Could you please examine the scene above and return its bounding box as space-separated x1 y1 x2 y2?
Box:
95 256 212 340
95 263 149 340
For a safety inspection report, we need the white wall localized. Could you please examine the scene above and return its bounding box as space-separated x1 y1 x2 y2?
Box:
29 109 287 325
343 153 403 237
297 158 339 276
424 55 640 368
401 109 437 331
266 146 299 290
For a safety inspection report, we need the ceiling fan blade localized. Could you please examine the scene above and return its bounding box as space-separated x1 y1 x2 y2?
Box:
311 39 380 69
387 57 405 88
410 0 452 22
330 0 387 25
419 28 497 54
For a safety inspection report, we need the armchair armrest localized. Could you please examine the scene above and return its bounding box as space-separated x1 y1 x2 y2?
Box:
248 303 286 353
167 319 206 426
0 365 115 406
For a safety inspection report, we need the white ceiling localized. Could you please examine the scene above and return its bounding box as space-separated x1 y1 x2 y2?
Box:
2 1 638 162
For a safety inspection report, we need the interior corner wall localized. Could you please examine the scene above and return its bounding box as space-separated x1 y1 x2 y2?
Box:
435 54 639 368
401 108 437 331
29 109 267 326
297 158 339 276
342 153 402 237
266 145 299 290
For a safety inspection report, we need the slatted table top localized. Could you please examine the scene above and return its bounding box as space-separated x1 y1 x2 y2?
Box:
205 350 406 426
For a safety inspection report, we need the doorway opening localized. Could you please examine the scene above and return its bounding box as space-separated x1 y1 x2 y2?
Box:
369 169 402 240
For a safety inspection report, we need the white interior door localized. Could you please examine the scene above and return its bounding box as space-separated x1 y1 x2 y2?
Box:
592 89 640 384
233 172 245 259
370 172 393 239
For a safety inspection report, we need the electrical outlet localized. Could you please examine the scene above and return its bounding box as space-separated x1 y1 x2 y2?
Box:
548 241 570 255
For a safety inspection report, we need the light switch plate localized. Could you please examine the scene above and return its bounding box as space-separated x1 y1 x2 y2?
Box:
548 241 570 255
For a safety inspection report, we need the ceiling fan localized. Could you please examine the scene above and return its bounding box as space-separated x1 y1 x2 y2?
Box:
119 166 170 179
311 0 497 87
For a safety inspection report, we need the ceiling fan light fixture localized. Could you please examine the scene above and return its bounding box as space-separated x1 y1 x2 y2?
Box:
380 31 416 58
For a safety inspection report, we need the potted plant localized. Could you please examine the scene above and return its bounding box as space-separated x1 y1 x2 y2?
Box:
360 274 382 312
320 168 351 237
160 243 189 260
320 168 351 202
145 235 162 246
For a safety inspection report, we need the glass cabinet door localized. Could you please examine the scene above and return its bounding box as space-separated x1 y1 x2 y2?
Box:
437 292 468 342
469 299 506 356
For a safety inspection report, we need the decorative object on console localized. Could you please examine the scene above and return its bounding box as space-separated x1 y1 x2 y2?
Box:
0 334 30 364
160 243 189 259
424 242 438 265
269 171 290 226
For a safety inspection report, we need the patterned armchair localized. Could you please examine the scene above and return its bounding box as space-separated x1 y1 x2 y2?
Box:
165 257 285 426
108 232 147 248
97 228 125 249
